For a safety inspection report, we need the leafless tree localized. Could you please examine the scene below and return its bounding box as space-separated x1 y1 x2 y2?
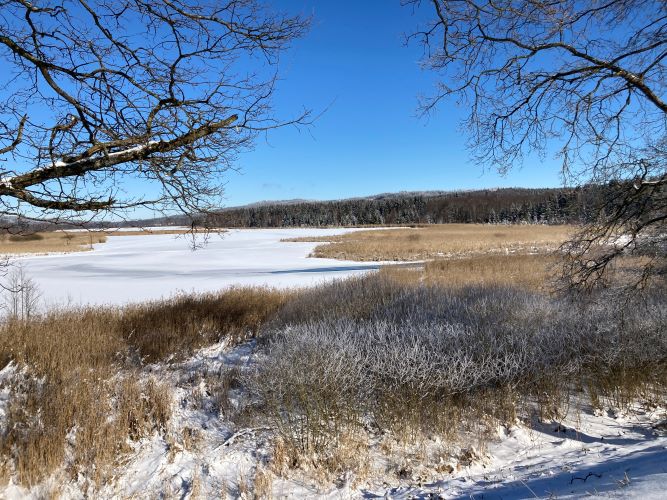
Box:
2 262 40 319
408 0 666 290
0 0 308 227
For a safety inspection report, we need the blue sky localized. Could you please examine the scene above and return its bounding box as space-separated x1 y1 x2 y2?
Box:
221 0 564 207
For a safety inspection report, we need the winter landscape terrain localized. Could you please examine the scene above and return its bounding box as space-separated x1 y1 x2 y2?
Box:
0 228 664 499
4 335 666 499
0 0 665 497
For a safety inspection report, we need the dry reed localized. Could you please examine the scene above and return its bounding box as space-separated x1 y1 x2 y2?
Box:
0 231 107 254
0 287 286 487
380 254 559 292
284 224 573 261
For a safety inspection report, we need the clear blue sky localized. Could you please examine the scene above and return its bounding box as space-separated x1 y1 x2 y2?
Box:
221 0 564 207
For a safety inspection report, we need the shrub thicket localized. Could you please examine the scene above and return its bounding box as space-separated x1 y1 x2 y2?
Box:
250 276 667 468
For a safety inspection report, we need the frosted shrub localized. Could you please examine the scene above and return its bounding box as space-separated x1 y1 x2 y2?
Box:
251 276 667 454
256 320 369 455
2 264 41 320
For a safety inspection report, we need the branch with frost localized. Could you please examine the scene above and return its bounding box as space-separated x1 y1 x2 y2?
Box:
0 116 237 211
0 0 309 220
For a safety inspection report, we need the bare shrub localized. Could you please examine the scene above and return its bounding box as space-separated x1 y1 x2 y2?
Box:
249 275 667 477
255 319 368 456
2 264 41 320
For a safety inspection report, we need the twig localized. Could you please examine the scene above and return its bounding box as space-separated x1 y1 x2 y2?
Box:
570 472 602 484
214 427 271 450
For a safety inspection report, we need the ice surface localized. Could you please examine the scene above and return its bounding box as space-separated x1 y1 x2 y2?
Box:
16 228 381 307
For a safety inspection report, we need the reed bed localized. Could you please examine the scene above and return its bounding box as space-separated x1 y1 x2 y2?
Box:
284 224 574 261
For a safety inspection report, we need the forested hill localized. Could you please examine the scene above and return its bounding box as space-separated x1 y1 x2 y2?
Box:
208 187 603 227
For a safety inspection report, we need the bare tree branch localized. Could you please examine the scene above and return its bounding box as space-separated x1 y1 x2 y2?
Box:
409 0 667 291
0 0 310 224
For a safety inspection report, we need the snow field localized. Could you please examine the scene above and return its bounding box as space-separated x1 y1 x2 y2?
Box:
15 228 383 307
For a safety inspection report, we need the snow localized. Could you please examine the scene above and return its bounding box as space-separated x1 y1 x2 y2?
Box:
2 337 665 499
109 343 667 499
15 228 382 307
371 409 667 499
4 228 666 498
54 226 190 233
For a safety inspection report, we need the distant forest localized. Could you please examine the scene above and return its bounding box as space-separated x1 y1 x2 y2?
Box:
204 187 606 228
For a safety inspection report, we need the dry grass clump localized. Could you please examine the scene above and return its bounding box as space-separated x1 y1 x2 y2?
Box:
0 310 165 486
284 224 574 261
0 310 126 378
0 286 286 488
0 231 107 254
2 372 171 486
253 464 274 498
270 430 371 488
121 287 289 363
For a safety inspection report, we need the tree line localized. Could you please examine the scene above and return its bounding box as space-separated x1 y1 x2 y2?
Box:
206 187 608 228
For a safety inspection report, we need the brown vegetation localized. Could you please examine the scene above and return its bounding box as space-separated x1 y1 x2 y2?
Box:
0 231 108 254
284 224 574 261
0 287 286 487
121 287 289 363
380 253 559 292
0 228 225 255
380 253 660 294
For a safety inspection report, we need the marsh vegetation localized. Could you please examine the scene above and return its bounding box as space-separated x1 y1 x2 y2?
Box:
0 227 663 496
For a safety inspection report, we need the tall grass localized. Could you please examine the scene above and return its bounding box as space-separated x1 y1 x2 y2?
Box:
0 287 286 486
121 287 289 362
283 224 573 261
0 231 107 254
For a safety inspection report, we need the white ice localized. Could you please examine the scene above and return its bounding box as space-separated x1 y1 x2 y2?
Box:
15 228 380 307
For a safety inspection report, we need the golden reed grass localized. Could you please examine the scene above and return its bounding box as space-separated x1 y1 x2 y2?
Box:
380 253 560 292
0 287 287 486
0 231 107 254
284 224 574 262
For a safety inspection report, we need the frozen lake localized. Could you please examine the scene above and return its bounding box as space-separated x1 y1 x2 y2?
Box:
16 228 380 307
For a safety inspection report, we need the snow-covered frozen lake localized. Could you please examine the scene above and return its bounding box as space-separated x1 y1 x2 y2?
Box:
16 228 380 307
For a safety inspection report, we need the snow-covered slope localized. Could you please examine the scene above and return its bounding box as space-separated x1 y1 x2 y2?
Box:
4 339 664 499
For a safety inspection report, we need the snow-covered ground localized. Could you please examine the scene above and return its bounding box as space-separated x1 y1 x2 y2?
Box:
15 228 381 307
93 345 667 499
378 412 667 499
4 339 664 499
